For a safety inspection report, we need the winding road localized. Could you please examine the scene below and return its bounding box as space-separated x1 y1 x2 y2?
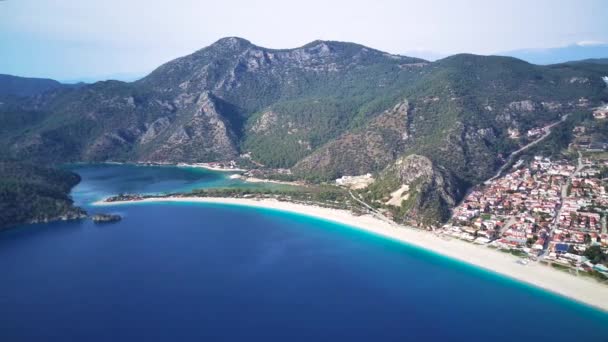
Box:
348 115 570 233
485 115 569 185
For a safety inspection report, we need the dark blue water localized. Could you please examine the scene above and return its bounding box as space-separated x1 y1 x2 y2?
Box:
1 166 607 341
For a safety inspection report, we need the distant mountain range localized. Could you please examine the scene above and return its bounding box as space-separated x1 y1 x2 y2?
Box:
0 74 66 97
59 72 147 84
500 43 608 65
1 37 607 224
404 43 608 65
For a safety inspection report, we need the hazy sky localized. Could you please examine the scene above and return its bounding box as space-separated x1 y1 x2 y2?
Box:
1 0 607 81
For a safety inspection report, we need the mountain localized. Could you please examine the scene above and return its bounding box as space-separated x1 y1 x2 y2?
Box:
0 74 66 97
0 37 427 164
1 37 608 224
363 154 462 225
59 71 146 84
296 53 607 182
574 58 608 65
501 43 608 65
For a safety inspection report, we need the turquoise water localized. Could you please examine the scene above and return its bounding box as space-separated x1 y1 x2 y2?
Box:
1 165 607 341
67 163 292 205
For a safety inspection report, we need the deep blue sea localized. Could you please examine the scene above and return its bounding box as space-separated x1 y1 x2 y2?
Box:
1 165 607 341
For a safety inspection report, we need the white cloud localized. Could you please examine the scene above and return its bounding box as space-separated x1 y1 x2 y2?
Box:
576 40 606 46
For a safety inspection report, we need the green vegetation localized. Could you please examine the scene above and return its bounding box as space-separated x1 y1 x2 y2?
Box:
523 111 590 159
2 38 608 225
583 245 608 266
526 235 539 247
0 74 67 97
189 184 355 208
0 161 86 229
354 155 461 225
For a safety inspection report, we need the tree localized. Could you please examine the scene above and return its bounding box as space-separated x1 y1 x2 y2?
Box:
583 245 607 265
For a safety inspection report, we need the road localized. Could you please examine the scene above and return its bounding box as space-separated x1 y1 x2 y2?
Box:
348 114 569 234
497 216 517 242
348 190 402 228
485 115 568 185
539 151 583 260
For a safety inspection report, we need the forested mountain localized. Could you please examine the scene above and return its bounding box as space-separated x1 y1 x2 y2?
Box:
1 37 607 224
0 161 86 229
0 74 68 97
294 54 603 181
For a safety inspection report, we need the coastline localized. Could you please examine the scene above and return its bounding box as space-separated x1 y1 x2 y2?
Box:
94 196 608 312
175 163 247 172
88 161 248 173
76 161 304 185
229 174 305 186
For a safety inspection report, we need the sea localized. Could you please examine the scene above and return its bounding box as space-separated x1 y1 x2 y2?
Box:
0 164 607 341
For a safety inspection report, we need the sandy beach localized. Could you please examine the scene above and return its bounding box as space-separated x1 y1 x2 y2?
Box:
225 173 305 186
99 161 247 172
94 196 608 312
175 163 247 172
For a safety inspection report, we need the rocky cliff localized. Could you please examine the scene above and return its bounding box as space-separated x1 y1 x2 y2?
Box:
362 155 463 225
1 37 607 223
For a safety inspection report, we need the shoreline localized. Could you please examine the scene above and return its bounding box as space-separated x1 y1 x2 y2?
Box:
83 161 248 173
74 161 303 185
94 196 608 312
175 163 247 172
228 174 305 186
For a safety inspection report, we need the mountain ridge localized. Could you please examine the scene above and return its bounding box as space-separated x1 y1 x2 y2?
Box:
501 43 608 65
1 37 607 224
0 74 68 97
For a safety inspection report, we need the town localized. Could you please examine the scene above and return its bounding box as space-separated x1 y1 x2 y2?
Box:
444 147 608 278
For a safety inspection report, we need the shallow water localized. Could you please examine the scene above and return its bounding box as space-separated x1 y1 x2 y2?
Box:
67 163 291 205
